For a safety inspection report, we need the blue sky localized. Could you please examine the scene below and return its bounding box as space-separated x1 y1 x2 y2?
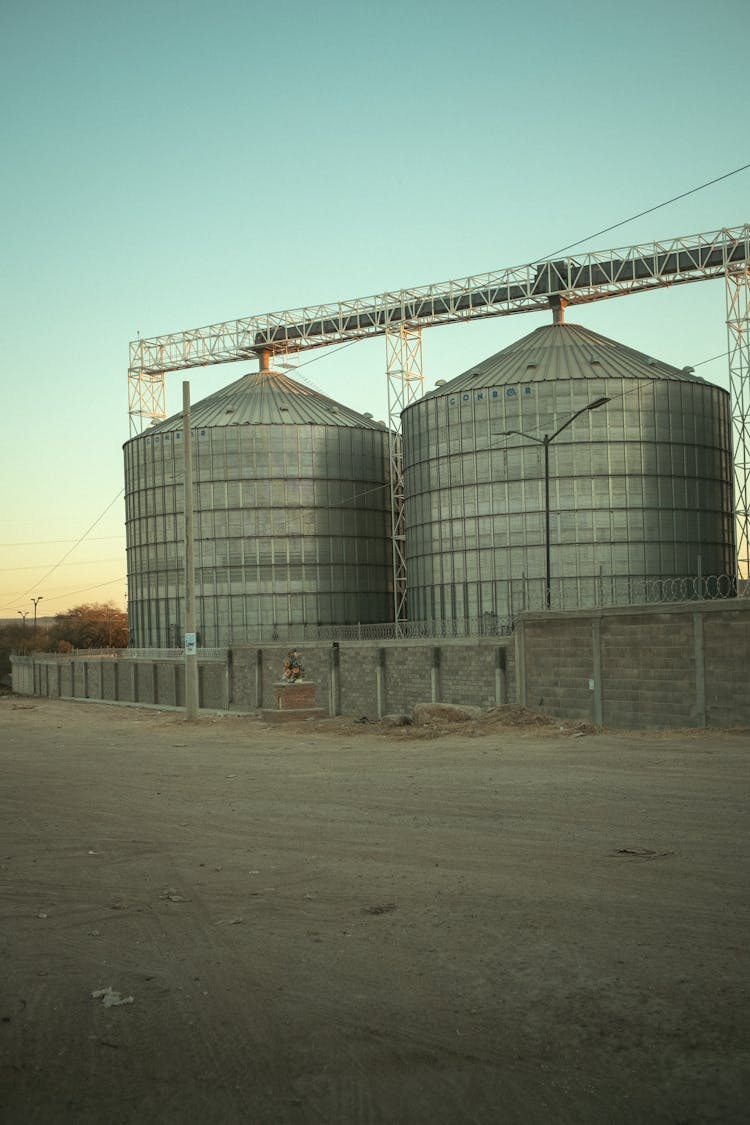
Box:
1 0 748 616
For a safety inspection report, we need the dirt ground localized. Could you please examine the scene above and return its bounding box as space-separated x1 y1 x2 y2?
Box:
1 697 748 1125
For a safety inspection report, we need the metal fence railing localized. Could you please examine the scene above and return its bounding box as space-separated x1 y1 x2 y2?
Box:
12 575 746 657
306 617 513 642
17 647 228 661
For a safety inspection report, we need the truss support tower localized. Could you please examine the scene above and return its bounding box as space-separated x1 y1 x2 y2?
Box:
385 323 424 627
128 366 166 435
727 265 750 582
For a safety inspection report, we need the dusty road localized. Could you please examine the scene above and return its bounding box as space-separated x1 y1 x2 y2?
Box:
1 697 748 1124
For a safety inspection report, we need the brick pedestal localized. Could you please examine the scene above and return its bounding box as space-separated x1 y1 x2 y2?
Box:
274 681 317 710
260 681 327 723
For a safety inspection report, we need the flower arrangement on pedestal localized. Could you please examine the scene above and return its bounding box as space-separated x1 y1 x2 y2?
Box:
282 650 304 682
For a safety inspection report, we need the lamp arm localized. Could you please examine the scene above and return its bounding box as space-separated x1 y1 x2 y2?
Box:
548 403 593 443
496 429 545 445
548 396 609 443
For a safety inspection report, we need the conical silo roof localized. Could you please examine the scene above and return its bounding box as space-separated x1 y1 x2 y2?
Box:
151 369 386 430
426 322 706 397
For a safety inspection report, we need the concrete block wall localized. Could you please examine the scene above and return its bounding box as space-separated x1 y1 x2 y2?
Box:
382 646 433 714
520 618 593 720
117 662 136 703
60 662 74 698
10 600 748 729
9 654 228 712
229 640 514 718
230 645 333 712
72 662 85 699
425 644 513 712
516 598 750 729
200 663 228 710
155 663 177 706
101 662 116 701
337 645 381 717
599 614 697 728
227 648 257 709
703 610 750 726
135 662 156 705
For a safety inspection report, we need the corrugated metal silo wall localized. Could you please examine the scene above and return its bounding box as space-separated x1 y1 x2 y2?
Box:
402 376 734 622
124 422 393 647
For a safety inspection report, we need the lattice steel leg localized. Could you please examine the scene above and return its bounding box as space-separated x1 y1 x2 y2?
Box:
128 368 167 436
385 323 424 627
727 267 750 581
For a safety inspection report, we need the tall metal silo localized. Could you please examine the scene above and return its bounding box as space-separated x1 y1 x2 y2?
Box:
402 317 735 625
124 368 392 647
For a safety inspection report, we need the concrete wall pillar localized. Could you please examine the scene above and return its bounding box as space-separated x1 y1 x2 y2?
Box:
592 618 603 726
255 649 263 710
430 647 441 703
514 621 527 707
376 648 386 719
329 643 341 716
693 612 706 728
494 647 506 705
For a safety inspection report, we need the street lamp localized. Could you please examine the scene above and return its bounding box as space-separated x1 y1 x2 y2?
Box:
494 397 610 609
31 596 43 638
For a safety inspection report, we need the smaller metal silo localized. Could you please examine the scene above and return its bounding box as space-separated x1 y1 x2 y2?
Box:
124 369 393 647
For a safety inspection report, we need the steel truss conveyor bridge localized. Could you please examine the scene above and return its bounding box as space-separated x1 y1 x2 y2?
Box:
128 224 750 621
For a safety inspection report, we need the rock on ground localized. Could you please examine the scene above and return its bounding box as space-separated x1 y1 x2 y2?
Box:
413 702 483 725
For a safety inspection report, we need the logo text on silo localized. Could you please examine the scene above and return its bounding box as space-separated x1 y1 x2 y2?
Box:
447 386 535 406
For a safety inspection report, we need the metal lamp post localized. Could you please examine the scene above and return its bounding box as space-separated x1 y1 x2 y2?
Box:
495 397 609 609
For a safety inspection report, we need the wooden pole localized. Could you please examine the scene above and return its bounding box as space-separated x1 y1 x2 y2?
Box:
183 382 199 720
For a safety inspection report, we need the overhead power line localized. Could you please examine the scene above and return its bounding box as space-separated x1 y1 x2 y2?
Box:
0 490 125 612
535 161 750 261
0 557 125 574
693 350 729 368
2 535 124 548
39 576 127 604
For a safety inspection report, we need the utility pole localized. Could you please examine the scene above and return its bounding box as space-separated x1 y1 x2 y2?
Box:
18 610 28 654
182 382 199 720
31 596 43 640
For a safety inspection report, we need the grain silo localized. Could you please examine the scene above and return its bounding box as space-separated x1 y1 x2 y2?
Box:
124 368 392 647
402 315 735 625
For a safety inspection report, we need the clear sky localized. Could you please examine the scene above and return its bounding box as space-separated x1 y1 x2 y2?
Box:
2 0 748 618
